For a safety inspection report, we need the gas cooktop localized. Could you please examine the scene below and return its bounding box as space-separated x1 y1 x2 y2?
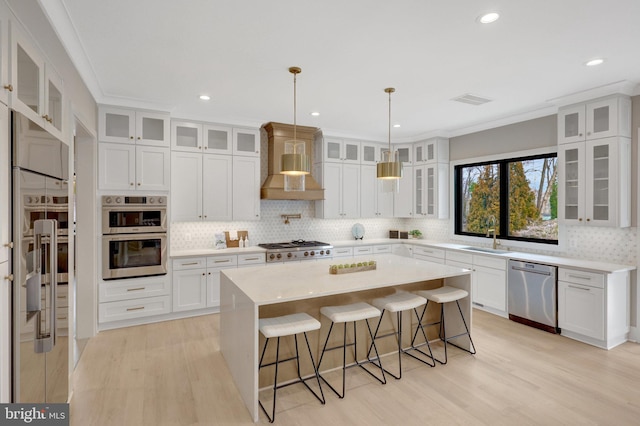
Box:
258 240 333 262
258 240 331 250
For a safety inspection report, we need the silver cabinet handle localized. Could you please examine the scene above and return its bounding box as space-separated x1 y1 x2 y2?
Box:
567 274 593 281
242 257 260 261
181 262 199 266
127 287 146 292
214 259 231 263
126 306 145 311
568 285 590 291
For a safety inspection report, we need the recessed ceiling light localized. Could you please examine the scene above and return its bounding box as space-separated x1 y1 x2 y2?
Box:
585 58 604 67
393 124 401 128
478 12 500 24
199 95 211 100
310 111 320 116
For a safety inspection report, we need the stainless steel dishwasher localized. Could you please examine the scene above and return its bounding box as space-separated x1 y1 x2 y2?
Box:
508 260 558 333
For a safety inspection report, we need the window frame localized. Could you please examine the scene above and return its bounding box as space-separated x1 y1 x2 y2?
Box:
454 151 558 246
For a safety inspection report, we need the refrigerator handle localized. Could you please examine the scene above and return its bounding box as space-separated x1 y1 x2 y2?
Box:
33 219 57 354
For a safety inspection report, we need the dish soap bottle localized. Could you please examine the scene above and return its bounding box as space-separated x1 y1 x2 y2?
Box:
244 235 250 247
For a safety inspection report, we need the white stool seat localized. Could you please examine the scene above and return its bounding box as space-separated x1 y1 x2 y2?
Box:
372 292 427 313
321 302 381 323
259 313 321 338
417 286 468 304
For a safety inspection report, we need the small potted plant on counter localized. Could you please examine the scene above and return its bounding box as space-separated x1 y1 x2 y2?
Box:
409 229 422 239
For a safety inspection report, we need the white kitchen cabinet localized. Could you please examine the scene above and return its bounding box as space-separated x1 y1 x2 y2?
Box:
171 152 232 222
99 106 169 146
99 295 171 324
232 156 260 220
558 267 629 349
360 141 382 165
0 102 8 263
414 137 449 164
172 258 207 312
204 124 232 154
393 165 413 218
10 24 65 141
0 5 9 106
206 256 238 308
412 246 445 264
332 247 353 258
99 143 170 191
558 95 631 144
558 137 630 227
171 120 203 152
414 163 448 219
316 162 360 219
360 165 394 218
232 128 260 157
320 137 360 164
98 275 172 324
472 255 507 315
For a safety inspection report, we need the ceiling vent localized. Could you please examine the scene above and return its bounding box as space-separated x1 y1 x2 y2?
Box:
451 93 493 106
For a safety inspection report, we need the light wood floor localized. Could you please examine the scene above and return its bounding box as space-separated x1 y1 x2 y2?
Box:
71 310 640 425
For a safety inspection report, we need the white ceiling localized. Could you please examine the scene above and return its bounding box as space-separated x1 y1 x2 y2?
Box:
43 0 640 141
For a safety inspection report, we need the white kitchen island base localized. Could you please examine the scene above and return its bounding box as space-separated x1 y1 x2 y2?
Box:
220 255 472 422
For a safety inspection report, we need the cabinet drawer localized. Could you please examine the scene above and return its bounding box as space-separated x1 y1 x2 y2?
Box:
353 246 373 255
236 254 264 266
207 255 238 268
446 250 473 264
99 276 171 302
413 246 445 260
473 254 506 270
558 268 604 288
373 245 391 254
173 257 206 270
333 247 353 257
446 260 472 269
99 295 171 323
414 253 446 265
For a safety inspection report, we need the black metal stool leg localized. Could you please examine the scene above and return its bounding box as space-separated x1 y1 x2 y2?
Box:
258 336 280 423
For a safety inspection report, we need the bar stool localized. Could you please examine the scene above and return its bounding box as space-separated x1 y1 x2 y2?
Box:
414 286 476 365
369 291 435 379
258 313 325 423
317 302 386 398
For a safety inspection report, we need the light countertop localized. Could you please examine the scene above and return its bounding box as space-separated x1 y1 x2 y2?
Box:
170 246 266 258
220 254 471 306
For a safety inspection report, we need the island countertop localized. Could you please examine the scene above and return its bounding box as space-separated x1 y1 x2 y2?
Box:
221 254 472 306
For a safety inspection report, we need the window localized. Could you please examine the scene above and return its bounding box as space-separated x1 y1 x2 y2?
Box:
455 153 558 244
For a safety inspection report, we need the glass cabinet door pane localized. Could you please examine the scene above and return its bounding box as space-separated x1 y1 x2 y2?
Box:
398 147 410 163
427 143 435 161
363 145 376 162
591 144 609 221
415 145 424 162
345 143 358 161
17 45 40 114
415 168 423 215
105 112 131 139
427 167 435 215
564 112 580 138
564 148 580 220
235 131 256 153
48 80 62 132
592 106 610 134
207 129 229 150
327 141 341 160
176 126 199 148
141 117 165 142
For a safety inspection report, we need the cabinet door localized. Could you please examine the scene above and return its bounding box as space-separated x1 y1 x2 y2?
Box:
99 107 136 144
203 154 232 221
0 103 8 263
136 111 169 146
44 64 64 141
414 142 425 164
396 144 412 165
342 140 360 164
172 269 207 312
558 105 585 144
232 128 260 157
98 143 136 190
203 124 232 154
341 164 360 218
321 162 342 218
361 142 380 165
377 179 395 217
586 98 616 140
171 152 202 222
171 121 202 152
360 165 377 218
585 138 621 226
558 281 604 340
394 166 413 218
232 156 260 220
426 163 449 219
324 138 342 162
472 265 506 311
0 7 9 106
136 146 170 191
558 142 585 224
10 25 45 124
414 167 424 215
206 269 222 308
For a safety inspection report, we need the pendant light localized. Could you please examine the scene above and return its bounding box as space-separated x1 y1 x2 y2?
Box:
377 87 403 179
281 66 311 182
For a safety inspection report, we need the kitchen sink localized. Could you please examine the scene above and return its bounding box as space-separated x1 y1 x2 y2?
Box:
460 246 512 254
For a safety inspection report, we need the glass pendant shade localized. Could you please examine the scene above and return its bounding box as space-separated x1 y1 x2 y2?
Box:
281 140 310 176
377 149 403 179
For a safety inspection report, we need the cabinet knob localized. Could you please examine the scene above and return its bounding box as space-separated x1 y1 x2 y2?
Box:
130 136 134 139
5 242 14 249
578 218 583 221
137 136 141 140
130 183 134 186
137 183 141 186
586 218 590 222
3 84 13 92
4 274 13 282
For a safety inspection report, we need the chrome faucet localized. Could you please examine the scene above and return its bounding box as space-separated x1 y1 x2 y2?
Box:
486 215 500 250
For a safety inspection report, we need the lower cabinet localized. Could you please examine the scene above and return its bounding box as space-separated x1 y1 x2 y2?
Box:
98 275 172 324
412 246 445 264
173 256 238 312
558 267 629 349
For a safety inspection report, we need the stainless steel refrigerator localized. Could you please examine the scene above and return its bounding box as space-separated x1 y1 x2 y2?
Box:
11 110 69 402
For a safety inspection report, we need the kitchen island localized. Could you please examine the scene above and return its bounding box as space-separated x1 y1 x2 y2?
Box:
219 254 472 422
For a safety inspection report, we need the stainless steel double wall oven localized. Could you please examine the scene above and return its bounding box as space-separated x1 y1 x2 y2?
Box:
101 195 168 280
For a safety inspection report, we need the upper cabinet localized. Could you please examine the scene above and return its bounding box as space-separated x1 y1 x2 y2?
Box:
171 121 258 157
558 95 631 144
232 128 260 157
9 23 65 141
100 106 170 146
415 163 449 219
319 137 360 164
360 141 382 165
414 137 449 164
0 5 10 106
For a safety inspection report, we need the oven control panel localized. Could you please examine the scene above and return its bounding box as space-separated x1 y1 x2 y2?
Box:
102 195 166 206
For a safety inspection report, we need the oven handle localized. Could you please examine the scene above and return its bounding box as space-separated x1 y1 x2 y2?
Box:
102 232 167 241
